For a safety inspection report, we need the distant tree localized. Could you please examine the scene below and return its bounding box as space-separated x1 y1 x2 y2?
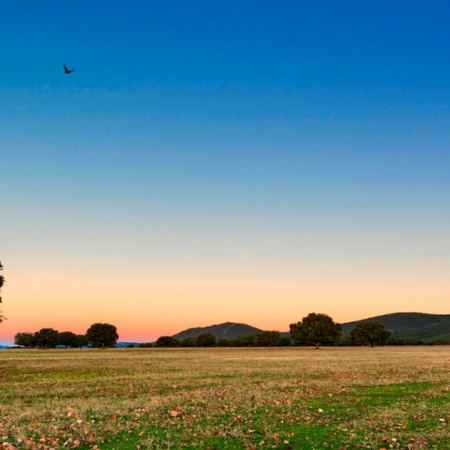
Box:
402 337 422 346
255 330 281 347
58 331 79 349
0 261 5 322
155 336 179 347
290 313 341 349
230 334 256 347
0 261 4 301
86 323 119 349
195 333 216 347
76 334 89 348
34 328 59 349
180 337 196 347
217 338 230 347
15 332 36 348
278 336 292 347
348 321 392 347
138 342 154 348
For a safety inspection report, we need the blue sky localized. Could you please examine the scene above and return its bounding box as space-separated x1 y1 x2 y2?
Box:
1 1 449 343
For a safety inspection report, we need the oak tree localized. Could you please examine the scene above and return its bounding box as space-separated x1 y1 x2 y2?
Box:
255 330 281 347
290 313 341 349
195 333 216 347
349 321 391 347
86 323 119 349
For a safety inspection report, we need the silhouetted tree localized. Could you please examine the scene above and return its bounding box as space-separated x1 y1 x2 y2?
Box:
180 337 196 347
155 336 179 347
15 332 36 348
195 333 216 347
0 261 5 322
255 330 281 347
230 334 256 347
290 313 341 349
76 334 89 348
349 321 392 347
86 323 118 349
34 328 59 349
217 338 230 347
58 331 79 349
278 336 292 347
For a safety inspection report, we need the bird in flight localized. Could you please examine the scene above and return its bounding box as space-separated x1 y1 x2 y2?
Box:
64 64 75 74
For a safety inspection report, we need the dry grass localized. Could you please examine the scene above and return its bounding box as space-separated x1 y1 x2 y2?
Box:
0 347 449 449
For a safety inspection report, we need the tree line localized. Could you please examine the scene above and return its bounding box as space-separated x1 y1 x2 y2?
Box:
14 323 119 349
149 313 397 349
12 313 446 350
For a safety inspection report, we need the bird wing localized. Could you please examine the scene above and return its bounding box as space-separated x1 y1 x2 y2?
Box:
64 64 68 71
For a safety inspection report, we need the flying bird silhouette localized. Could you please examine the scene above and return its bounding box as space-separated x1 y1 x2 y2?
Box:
64 64 75 74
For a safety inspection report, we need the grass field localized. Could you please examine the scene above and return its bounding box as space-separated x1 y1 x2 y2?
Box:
0 347 449 449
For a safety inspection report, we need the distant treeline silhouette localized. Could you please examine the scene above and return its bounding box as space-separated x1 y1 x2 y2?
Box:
12 313 449 349
14 323 118 349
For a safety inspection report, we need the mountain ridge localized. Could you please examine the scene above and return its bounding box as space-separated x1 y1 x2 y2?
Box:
172 322 263 341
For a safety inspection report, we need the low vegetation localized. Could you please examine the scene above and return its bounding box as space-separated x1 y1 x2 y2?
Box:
0 347 449 449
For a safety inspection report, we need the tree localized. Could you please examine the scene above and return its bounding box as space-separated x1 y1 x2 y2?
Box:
217 338 230 347
86 323 119 349
15 332 36 348
195 333 216 347
34 328 59 348
0 261 4 300
58 331 79 349
230 334 256 347
76 334 89 348
255 330 281 347
349 321 392 347
290 313 341 349
278 336 292 347
180 337 196 347
0 261 5 322
155 336 179 347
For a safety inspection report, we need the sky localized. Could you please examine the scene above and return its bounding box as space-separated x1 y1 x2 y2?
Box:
1 1 450 345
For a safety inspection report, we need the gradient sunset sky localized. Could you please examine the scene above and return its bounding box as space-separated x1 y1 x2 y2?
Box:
1 1 450 344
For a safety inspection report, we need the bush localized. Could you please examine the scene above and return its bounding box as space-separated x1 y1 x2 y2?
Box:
155 336 179 347
195 333 216 347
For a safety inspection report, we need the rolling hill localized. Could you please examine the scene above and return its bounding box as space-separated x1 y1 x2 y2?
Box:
341 312 450 343
172 313 450 344
172 322 262 341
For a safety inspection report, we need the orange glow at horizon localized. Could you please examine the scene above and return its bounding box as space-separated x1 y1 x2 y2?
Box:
1 262 449 345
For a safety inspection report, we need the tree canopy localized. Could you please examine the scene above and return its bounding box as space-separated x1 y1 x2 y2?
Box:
34 328 59 348
195 333 216 347
0 261 4 298
255 330 281 347
86 323 119 349
349 321 392 347
156 336 180 347
58 331 79 349
15 332 37 348
290 313 341 349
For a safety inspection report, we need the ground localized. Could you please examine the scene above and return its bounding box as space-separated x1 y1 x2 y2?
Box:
0 347 449 449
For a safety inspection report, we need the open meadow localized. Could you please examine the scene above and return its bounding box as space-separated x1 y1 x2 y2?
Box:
0 347 449 449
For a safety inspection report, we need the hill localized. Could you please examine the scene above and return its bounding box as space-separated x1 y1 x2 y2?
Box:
172 322 263 341
341 312 450 343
